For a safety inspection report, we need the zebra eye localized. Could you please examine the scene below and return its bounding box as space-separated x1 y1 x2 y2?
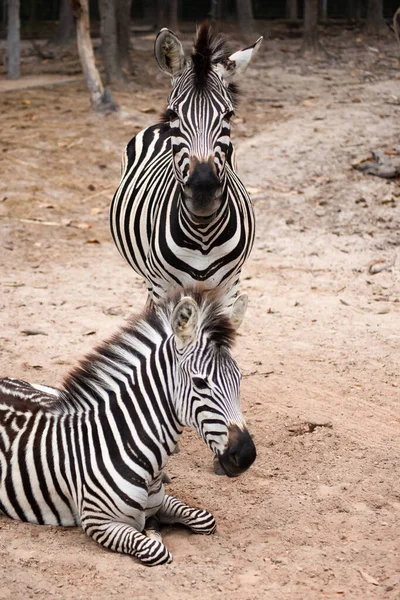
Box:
224 110 235 122
193 376 209 390
166 108 179 121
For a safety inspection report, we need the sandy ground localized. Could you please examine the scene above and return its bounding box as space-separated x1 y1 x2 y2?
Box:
0 24 399 599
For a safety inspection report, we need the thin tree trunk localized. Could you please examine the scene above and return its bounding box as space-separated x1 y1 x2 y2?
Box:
286 0 297 20
167 0 179 33
319 0 328 21
52 0 75 45
300 0 325 58
366 0 387 35
156 0 167 30
236 0 254 36
143 0 156 29
98 0 123 84
7 0 20 79
347 0 362 23
394 7 400 57
116 0 131 70
71 0 117 112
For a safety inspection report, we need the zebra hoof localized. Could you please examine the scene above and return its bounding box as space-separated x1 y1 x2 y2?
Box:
188 510 216 535
136 540 172 566
213 454 226 476
162 472 171 484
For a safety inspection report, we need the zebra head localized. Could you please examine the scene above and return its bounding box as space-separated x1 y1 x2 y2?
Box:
169 290 256 477
155 24 262 221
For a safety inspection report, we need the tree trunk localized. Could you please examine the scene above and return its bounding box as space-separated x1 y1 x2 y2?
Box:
394 7 400 56
300 0 325 58
366 0 387 35
98 0 123 84
116 0 131 70
286 0 297 20
143 0 156 29
236 0 254 36
319 0 328 21
156 0 168 30
52 0 75 45
71 0 117 112
347 0 362 23
7 0 20 79
166 0 179 33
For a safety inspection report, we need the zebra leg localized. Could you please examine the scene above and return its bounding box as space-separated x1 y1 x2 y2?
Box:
80 511 172 566
157 494 216 535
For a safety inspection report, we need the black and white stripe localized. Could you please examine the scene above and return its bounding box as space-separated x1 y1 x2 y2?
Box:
0 288 256 565
110 24 262 309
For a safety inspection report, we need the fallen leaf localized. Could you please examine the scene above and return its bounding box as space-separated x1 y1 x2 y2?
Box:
82 330 96 336
358 569 379 586
140 106 156 113
90 207 103 215
76 222 92 229
86 239 100 244
21 329 48 336
2 282 25 287
368 255 396 274
303 99 313 107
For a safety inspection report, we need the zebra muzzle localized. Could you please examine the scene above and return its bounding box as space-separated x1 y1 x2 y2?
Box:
217 425 256 477
184 159 222 218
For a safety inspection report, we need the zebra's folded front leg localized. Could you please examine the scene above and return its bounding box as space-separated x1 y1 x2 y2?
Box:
81 512 172 566
157 493 216 535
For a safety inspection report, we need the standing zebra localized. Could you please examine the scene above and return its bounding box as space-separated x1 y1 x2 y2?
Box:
0 288 256 565
110 24 262 311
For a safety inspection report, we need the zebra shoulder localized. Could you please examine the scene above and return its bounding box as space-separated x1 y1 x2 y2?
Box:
124 123 171 172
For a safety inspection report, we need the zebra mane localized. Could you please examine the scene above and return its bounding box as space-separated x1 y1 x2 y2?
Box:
192 23 230 87
190 23 239 104
63 288 236 403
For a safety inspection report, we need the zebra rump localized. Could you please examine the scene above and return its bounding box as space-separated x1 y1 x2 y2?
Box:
0 287 256 565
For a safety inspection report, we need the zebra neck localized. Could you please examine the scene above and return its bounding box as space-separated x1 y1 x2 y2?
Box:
62 332 185 465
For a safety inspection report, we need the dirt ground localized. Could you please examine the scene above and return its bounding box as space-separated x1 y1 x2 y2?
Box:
0 23 399 600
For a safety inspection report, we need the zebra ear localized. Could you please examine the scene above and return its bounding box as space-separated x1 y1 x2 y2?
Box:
155 28 187 78
230 293 248 329
216 36 263 83
172 297 199 347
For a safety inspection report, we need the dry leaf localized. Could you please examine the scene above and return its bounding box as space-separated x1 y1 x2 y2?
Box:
303 99 313 107
358 569 379 586
86 239 100 244
368 255 396 275
140 106 156 113
90 207 103 215
21 329 48 336
22 99 31 105
76 222 92 229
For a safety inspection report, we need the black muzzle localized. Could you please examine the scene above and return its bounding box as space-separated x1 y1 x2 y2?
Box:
217 425 256 477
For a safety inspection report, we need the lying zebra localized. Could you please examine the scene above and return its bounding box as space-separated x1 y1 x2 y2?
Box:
0 288 256 565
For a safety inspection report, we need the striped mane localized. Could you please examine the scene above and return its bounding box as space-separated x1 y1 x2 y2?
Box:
191 23 231 88
63 288 236 404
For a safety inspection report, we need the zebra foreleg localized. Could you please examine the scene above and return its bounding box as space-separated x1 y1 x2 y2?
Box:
80 512 172 565
157 494 216 535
